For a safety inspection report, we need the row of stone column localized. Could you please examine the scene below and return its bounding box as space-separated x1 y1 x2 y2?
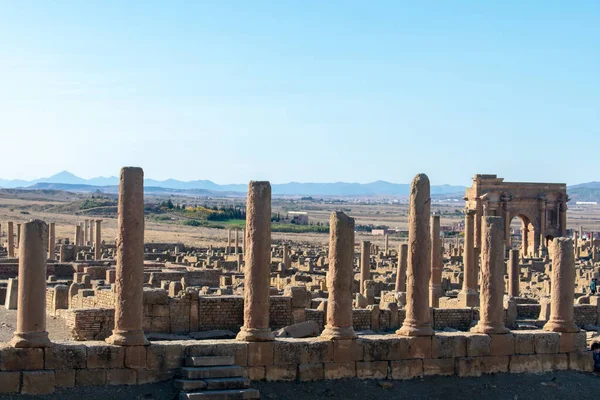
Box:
225 228 244 255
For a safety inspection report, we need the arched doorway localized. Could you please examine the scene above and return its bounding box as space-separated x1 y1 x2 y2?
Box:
510 214 534 257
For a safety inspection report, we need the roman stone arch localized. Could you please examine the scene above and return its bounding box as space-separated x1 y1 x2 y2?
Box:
464 174 567 257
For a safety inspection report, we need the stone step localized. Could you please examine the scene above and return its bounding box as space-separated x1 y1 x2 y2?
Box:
174 379 208 391
179 389 260 400
186 356 235 367
182 366 246 380
203 377 250 391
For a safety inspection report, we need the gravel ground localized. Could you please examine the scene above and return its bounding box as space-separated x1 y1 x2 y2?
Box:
0 308 71 343
0 371 597 400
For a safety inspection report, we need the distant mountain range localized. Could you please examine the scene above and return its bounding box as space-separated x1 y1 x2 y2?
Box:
0 171 467 196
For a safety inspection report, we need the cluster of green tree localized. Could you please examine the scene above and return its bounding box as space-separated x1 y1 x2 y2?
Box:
272 224 329 234
79 198 117 210
355 224 389 232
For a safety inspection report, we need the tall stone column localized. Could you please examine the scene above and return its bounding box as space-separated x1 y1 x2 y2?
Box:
16 223 21 248
471 217 509 334
282 243 290 269
106 167 148 346
321 212 356 340
429 215 443 307
559 201 567 237
458 209 478 306
397 174 433 337
539 199 547 253
384 234 389 256
395 243 408 292
226 229 232 255
504 207 511 249
474 198 482 250
48 222 56 260
360 241 370 294
543 238 578 332
234 229 239 254
7 221 15 257
522 223 529 258
84 219 89 245
9 220 51 348
75 224 80 247
94 220 102 260
237 181 274 342
508 249 520 297
89 219 94 246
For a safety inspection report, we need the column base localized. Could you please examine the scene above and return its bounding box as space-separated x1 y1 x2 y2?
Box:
320 326 356 340
429 284 444 308
236 327 274 342
396 320 434 336
9 331 51 348
543 320 580 333
470 322 509 334
106 329 149 346
457 289 479 307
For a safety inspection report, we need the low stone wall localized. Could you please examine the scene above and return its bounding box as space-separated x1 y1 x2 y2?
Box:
0 331 592 395
574 304 598 326
56 309 115 341
517 304 541 319
433 308 474 331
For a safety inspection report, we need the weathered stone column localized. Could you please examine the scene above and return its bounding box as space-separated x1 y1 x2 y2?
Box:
75 224 81 247
522 223 529 258
384 234 389 256
7 221 15 257
84 219 89 245
321 212 356 340
106 167 148 346
16 223 21 248
471 216 509 334
429 215 443 307
94 220 102 260
508 249 520 297
48 222 55 259
226 229 232 255
9 220 51 348
397 174 433 337
237 181 274 342
458 209 478 306
282 243 290 269
234 228 239 254
89 219 94 246
543 238 579 333
395 243 408 292
360 240 370 294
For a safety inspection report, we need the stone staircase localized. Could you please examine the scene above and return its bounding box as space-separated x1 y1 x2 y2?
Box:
175 355 260 400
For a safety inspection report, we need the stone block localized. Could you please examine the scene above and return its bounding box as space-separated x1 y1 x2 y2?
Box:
540 354 568 372
509 355 543 373
273 340 308 365
324 362 356 379
0 347 44 370
248 342 274 366
76 369 107 386
489 334 515 356
185 341 248 366
107 368 137 385
123 346 147 369
247 366 266 381
45 343 87 369
333 339 363 362
568 352 594 372
432 333 467 358
307 339 333 363
356 361 388 379
480 356 509 374
0 371 20 393
455 357 482 377
266 364 297 381
466 333 491 357
146 342 185 372
423 358 454 376
87 343 125 369
298 363 324 381
136 369 173 384
390 359 423 380
22 370 55 395
558 331 587 353
405 336 432 359
153 304 170 317
534 332 560 354
55 370 76 387
513 331 535 355
363 336 406 361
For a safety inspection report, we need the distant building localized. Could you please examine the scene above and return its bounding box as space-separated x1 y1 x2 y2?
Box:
288 211 309 225
371 229 395 236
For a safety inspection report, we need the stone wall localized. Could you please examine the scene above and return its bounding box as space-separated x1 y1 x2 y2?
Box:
0 331 592 395
517 304 541 319
574 305 598 327
56 309 115 341
433 308 474 331
352 309 371 331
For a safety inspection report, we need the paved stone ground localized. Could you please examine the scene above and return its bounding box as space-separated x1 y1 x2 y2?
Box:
0 308 71 343
0 371 598 400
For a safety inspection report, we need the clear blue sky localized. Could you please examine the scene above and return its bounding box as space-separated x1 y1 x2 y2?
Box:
1 1 598 185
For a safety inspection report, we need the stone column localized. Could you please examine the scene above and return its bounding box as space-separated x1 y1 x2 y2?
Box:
7 221 14 257
321 212 356 340
539 199 547 253
234 228 239 254
429 215 443 307
16 223 21 248
559 200 567 237
522 223 529 258
360 240 370 294
471 216 509 334
504 206 511 249
48 222 55 260
226 229 232 255
395 243 408 292
282 243 290 269
9 220 51 348
543 238 579 332
94 220 102 260
458 209 478 306
236 181 274 342
106 167 148 346
397 173 433 337
84 219 89 245
384 234 389 256
508 249 520 297
89 219 94 245
75 224 81 247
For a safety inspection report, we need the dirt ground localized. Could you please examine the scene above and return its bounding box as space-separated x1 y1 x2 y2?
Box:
0 309 70 343
0 371 597 400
